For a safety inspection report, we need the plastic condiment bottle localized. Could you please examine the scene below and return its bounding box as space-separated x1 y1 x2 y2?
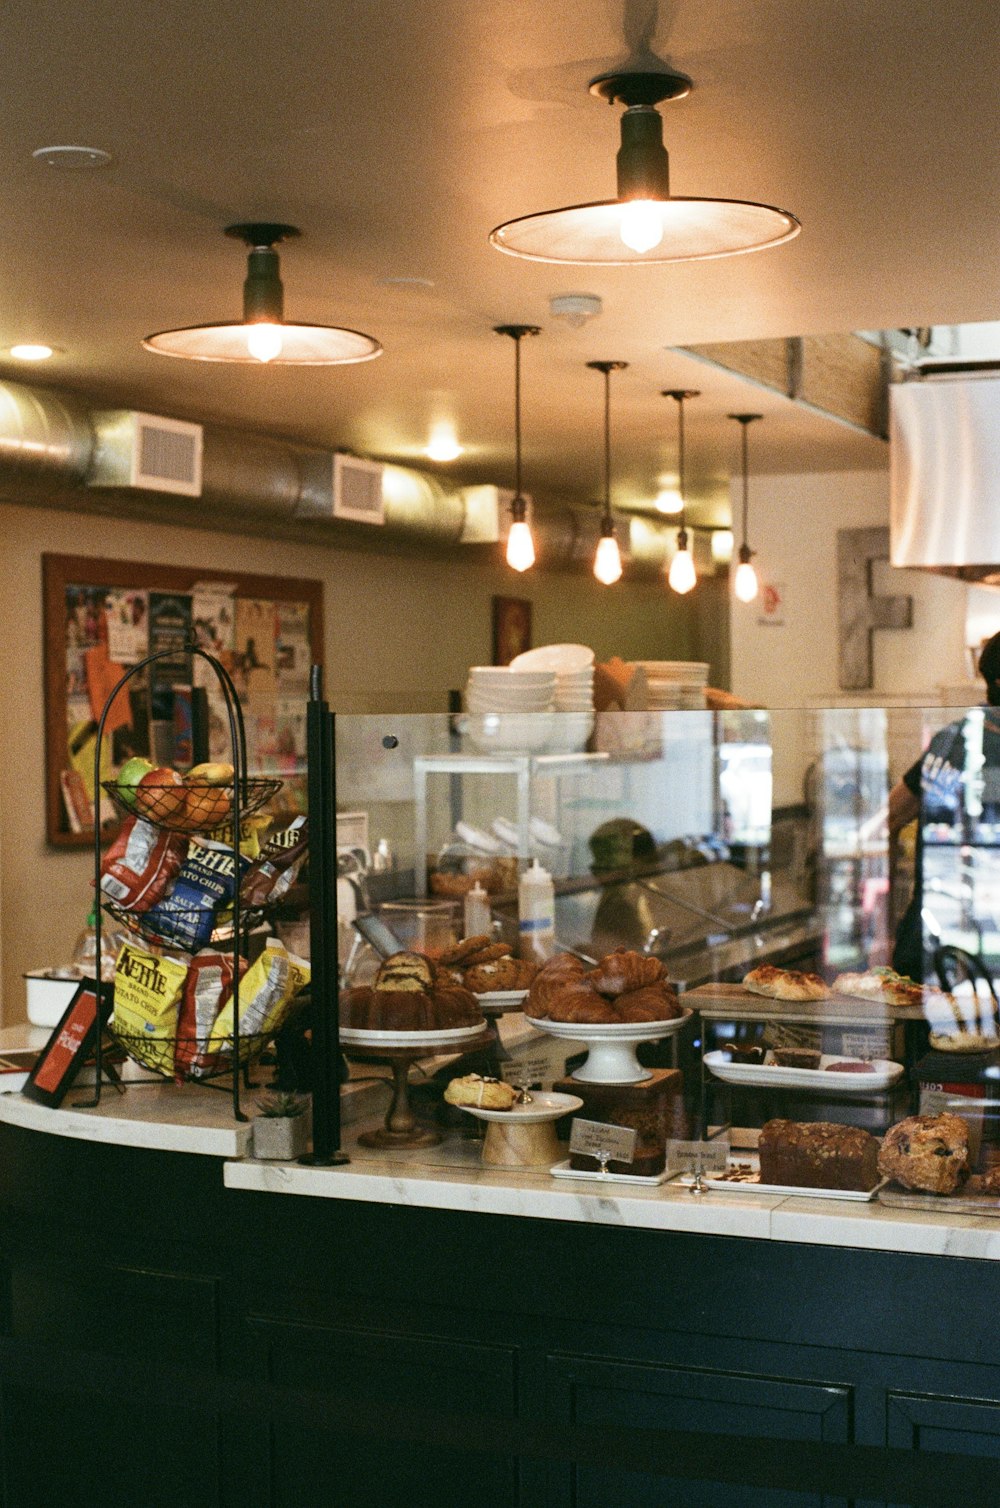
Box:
518 858 555 961
463 880 490 937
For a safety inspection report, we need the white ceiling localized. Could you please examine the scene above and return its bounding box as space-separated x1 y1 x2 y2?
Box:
0 0 994 523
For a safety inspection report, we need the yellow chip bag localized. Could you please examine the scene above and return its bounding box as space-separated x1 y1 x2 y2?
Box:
207 938 309 1052
207 813 272 863
113 943 188 1044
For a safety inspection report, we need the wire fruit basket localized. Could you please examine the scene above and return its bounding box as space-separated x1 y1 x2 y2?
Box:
101 776 282 834
102 897 263 953
107 1024 277 1083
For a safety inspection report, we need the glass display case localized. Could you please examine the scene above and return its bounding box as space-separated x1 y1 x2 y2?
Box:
327 702 1000 1207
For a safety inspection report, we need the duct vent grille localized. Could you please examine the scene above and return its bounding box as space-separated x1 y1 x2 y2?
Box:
88 410 203 496
333 453 384 524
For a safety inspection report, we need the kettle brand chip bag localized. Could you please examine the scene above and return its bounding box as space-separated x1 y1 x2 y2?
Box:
207 938 310 1054
99 817 189 913
113 943 188 1045
173 948 247 1080
143 839 249 951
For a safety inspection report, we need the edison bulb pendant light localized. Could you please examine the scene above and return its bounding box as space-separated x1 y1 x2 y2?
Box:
144 223 382 365
663 389 699 595
668 530 697 594
729 413 763 603
495 324 541 572
491 71 800 266
734 551 759 602
507 516 536 572
594 525 623 584
588 359 628 585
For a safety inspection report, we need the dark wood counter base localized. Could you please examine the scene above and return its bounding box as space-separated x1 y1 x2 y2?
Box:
1 1121 998 1506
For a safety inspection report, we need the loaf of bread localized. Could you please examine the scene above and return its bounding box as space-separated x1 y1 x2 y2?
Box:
757 1119 880 1191
877 1113 969 1194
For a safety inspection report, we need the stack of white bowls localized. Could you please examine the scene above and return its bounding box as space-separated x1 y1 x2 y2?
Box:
636 660 710 710
511 644 595 752
463 666 555 752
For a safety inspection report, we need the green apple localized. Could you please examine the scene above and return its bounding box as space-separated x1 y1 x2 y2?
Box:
116 756 154 810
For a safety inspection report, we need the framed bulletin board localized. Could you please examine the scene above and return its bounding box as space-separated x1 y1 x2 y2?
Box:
43 554 324 849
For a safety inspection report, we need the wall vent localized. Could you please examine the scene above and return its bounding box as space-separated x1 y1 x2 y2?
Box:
333 452 384 524
88 411 203 497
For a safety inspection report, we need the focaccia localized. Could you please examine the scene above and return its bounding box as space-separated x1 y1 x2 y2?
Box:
832 967 925 1009
743 965 828 1002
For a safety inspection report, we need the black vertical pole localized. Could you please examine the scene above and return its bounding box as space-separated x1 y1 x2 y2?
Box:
301 664 348 1165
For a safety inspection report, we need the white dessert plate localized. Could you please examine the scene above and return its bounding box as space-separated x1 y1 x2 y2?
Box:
457 1091 583 1125
340 1021 488 1048
526 1011 690 1042
550 1159 670 1186
703 1050 904 1094
473 989 529 1009
674 1156 885 1202
511 644 594 673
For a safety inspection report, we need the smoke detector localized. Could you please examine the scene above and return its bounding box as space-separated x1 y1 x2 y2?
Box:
549 293 603 329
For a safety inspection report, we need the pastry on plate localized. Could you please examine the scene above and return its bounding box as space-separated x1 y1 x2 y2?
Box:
743 965 828 1002
444 1074 519 1111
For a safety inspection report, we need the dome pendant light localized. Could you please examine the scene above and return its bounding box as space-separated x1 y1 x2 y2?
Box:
490 70 800 266
143 223 383 365
664 389 699 594
588 360 627 585
495 324 541 572
730 412 763 603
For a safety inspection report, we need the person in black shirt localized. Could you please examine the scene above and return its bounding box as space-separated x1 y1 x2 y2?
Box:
889 632 1000 979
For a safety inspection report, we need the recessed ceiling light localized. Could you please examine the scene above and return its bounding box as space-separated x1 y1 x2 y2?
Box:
32 144 113 169
8 343 57 361
425 422 463 462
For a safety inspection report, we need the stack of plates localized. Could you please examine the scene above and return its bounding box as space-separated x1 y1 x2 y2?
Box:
511 644 595 711
465 666 556 714
636 660 709 710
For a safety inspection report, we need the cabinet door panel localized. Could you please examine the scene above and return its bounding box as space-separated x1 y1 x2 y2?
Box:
1 1382 221 1508
547 1355 850 1508
270 1424 519 1508
887 1390 1000 1459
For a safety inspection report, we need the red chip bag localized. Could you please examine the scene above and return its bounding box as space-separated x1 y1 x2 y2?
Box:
99 817 188 914
173 949 247 1081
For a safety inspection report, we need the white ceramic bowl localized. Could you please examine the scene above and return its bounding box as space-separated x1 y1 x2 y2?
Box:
511 644 595 674
546 712 595 753
469 667 555 687
25 970 82 1027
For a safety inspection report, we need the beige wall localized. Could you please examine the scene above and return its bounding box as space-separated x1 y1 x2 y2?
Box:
729 467 971 804
0 500 700 1020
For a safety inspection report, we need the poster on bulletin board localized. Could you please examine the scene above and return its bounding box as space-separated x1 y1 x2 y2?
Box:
44 554 324 849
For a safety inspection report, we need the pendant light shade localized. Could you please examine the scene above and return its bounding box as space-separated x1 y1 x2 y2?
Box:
495 324 541 572
588 360 626 585
729 413 763 603
490 71 800 267
663 389 699 595
144 224 383 365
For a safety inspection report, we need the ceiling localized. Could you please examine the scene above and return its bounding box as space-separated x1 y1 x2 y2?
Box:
0 0 994 525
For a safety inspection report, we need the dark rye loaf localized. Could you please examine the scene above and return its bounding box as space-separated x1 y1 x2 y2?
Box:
758 1118 880 1192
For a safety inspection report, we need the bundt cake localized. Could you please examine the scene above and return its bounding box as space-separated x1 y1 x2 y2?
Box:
341 951 484 1032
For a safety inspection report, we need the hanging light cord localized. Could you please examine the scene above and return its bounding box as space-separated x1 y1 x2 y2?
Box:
739 419 750 547
513 331 524 502
677 394 686 533
602 366 612 522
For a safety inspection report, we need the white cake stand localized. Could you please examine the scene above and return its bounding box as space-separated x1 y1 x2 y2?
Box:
524 1009 692 1084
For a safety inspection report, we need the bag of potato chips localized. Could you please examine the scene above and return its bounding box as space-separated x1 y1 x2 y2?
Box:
206 938 309 1055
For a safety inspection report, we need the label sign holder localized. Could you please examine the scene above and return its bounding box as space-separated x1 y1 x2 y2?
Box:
569 1117 637 1173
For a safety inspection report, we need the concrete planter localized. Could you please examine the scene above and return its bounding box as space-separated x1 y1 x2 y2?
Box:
251 1111 309 1161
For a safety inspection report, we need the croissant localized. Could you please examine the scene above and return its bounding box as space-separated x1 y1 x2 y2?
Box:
527 955 586 1017
614 983 682 1023
589 948 665 997
545 980 618 1024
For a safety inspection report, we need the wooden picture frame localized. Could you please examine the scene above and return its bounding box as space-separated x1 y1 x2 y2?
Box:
491 595 532 666
43 554 324 849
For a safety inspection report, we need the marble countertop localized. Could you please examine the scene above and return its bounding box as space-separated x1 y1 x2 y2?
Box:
7 1021 1000 1261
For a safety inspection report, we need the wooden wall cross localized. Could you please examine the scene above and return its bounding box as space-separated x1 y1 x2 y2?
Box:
837 526 913 690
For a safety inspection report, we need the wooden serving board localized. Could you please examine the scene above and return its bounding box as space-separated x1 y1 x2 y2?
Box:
684 982 926 1024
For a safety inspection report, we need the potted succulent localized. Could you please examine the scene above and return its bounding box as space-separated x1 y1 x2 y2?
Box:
251 1091 311 1161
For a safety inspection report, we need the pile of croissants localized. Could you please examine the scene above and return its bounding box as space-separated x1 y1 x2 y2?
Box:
526 948 682 1024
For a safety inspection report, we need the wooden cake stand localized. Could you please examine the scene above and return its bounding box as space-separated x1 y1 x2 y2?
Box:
342 1026 493 1150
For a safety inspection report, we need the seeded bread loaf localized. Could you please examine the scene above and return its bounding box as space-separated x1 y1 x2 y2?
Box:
758 1118 880 1191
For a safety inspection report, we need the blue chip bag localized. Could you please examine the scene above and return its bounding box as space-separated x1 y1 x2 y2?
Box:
144 838 249 951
